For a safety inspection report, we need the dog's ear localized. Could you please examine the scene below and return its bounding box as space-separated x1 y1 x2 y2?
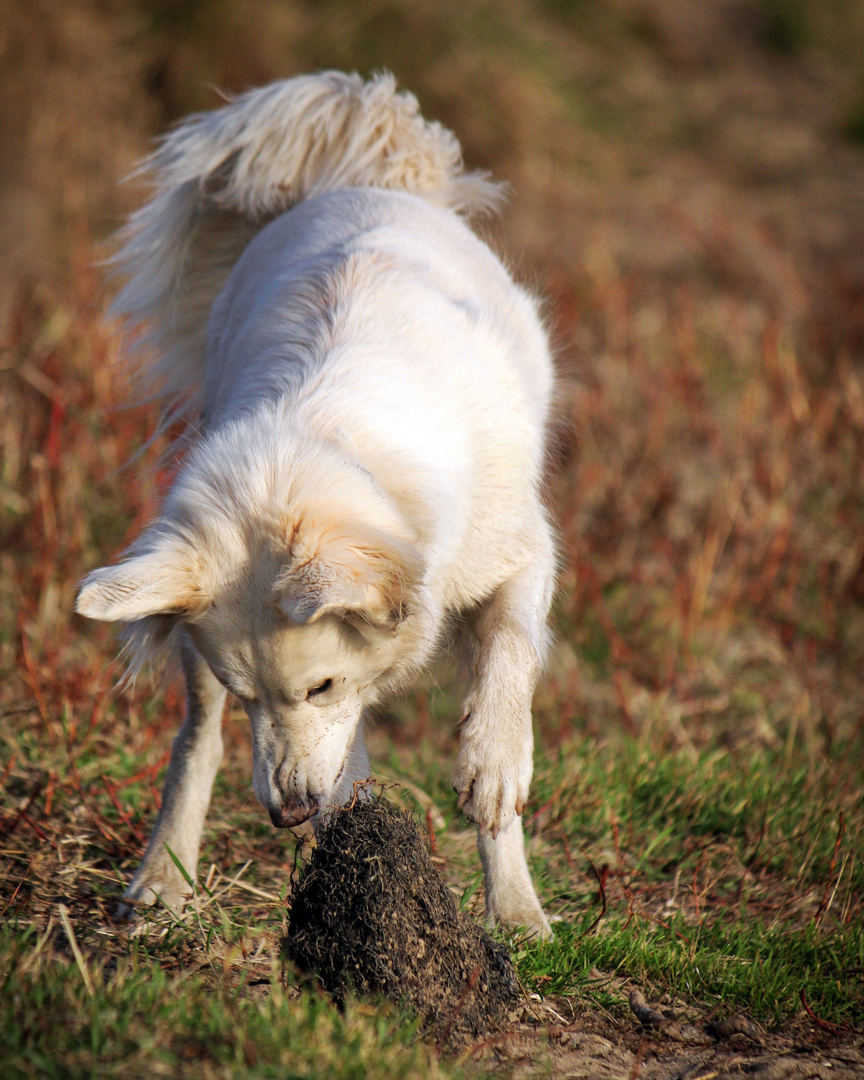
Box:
273 524 423 629
75 541 204 622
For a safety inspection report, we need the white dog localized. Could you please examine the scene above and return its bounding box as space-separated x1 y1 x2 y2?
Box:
76 72 557 937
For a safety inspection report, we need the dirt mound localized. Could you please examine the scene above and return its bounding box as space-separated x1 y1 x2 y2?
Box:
283 797 519 1047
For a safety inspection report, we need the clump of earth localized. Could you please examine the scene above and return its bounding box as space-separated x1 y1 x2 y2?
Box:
283 796 519 1047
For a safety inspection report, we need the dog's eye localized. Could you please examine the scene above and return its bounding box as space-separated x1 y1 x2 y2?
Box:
307 678 333 699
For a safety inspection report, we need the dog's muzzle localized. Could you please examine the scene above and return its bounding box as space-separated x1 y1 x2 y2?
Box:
268 797 318 829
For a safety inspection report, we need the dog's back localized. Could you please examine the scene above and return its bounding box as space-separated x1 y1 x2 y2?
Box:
109 71 505 431
205 185 554 608
206 187 551 427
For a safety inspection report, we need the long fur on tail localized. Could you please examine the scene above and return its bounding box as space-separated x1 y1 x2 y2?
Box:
109 71 506 424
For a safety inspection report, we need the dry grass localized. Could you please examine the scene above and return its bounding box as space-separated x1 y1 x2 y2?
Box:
541 268 864 754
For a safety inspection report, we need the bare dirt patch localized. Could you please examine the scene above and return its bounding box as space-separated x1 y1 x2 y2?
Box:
495 1012 864 1080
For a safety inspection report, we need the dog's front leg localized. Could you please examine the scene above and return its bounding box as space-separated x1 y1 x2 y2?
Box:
452 527 554 936
118 634 226 918
477 818 550 939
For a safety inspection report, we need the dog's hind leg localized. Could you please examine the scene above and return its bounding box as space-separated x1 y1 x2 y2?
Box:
452 514 555 936
117 633 226 919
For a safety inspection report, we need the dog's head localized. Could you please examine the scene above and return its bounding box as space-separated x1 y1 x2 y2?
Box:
76 434 425 827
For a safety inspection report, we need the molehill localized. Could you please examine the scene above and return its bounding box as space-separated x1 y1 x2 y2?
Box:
283 796 520 1046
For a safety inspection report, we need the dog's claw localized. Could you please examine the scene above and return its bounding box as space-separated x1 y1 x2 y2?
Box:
452 726 531 836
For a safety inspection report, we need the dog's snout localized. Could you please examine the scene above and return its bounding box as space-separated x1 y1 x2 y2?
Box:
268 795 318 829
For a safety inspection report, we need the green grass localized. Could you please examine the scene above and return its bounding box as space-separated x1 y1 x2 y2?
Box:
378 716 863 1027
0 924 455 1080
384 731 863 1029
2 722 861 1078
330 724 863 1030
520 917 863 1027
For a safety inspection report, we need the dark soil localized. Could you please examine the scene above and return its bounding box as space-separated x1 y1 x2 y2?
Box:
283 797 519 1048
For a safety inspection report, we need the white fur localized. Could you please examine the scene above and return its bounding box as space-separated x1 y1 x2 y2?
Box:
108 71 504 428
78 73 556 937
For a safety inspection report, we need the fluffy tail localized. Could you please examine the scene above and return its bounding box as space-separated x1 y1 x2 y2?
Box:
109 71 505 422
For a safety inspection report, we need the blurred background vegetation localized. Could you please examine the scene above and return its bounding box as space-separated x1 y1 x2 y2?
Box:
4 0 864 325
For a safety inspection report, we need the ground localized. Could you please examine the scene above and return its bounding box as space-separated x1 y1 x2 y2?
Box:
1 2 862 1078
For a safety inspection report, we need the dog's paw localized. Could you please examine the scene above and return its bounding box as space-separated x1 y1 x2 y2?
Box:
115 854 194 922
452 723 532 837
488 898 553 941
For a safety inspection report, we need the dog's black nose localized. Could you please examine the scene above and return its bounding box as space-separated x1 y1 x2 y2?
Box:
269 798 318 829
